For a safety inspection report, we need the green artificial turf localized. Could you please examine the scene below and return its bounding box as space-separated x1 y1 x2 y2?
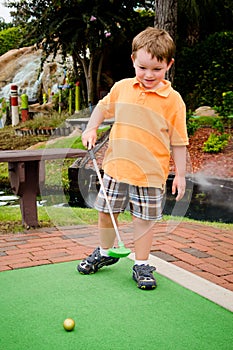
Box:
0 259 232 350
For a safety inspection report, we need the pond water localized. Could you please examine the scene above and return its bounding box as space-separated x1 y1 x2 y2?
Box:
164 175 233 224
0 190 19 207
0 187 69 209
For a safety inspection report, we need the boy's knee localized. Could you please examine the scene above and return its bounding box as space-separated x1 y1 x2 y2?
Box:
99 211 118 226
133 217 155 236
133 216 155 227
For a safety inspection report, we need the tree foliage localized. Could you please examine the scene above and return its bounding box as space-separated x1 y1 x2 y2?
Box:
0 17 13 31
175 31 233 110
177 0 233 45
173 0 233 110
3 0 233 110
6 0 154 105
0 26 23 55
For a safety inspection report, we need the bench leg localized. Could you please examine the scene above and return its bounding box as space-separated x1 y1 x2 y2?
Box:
20 195 38 228
20 161 40 228
9 160 45 228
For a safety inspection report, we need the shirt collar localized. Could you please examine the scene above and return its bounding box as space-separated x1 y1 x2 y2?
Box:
132 77 172 97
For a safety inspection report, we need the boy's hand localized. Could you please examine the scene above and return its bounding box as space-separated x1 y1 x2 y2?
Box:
172 175 186 201
82 129 97 149
81 105 105 149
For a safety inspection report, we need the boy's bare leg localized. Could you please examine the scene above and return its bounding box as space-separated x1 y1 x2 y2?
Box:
98 211 119 249
133 217 155 260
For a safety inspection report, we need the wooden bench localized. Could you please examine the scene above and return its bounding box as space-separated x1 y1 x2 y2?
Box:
0 149 87 228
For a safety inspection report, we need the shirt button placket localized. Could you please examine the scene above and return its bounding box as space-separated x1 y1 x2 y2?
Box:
137 91 146 105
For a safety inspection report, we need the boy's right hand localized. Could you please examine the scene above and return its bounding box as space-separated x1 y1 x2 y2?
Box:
81 129 97 149
81 104 105 149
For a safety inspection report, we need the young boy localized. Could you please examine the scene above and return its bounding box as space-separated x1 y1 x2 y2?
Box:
77 27 189 290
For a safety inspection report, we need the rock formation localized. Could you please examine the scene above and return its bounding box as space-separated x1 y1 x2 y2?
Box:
0 45 65 101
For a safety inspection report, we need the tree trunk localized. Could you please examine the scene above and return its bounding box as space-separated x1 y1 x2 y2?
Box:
79 55 95 107
154 0 178 82
154 0 177 42
96 52 104 100
87 55 94 106
72 54 78 79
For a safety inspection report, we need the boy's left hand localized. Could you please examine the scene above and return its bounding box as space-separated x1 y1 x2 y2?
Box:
172 175 186 201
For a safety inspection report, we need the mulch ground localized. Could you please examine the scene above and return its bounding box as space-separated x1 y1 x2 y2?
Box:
187 127 233 178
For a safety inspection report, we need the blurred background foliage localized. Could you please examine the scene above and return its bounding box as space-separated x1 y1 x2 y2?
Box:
0 0 232 112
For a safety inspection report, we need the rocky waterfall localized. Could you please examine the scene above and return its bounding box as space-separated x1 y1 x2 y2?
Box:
0 45 66 101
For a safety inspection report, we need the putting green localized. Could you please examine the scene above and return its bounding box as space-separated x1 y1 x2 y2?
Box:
0 259 232 350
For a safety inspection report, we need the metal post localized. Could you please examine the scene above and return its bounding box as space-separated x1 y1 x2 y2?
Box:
58 87 62 114
69 87 72 114
75 81 80 113
43 93 47 104
11 85 19 126
21 93 29 122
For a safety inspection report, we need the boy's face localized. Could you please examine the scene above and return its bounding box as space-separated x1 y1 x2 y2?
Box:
131 48 174 90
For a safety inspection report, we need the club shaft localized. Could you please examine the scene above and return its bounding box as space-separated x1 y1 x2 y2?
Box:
92 157 122 243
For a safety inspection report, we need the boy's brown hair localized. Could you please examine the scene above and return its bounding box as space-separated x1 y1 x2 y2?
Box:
132 27 175 64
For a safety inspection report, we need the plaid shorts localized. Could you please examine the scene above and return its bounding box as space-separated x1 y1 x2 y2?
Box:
95 174 164 221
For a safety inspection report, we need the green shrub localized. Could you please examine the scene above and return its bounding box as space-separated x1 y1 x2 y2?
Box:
186 111 200 136
212 119 225 133
203 133 230 153
187 120 200 136
218 91 233 117
191 116 216 125
186 114 225 135
214 91 233 129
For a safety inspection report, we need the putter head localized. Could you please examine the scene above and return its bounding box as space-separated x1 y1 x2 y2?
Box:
107 246 131 258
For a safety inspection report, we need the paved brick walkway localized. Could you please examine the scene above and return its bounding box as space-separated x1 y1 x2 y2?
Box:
0 221 233 292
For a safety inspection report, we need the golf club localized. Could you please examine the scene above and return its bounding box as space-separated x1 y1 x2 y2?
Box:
88 147 131 258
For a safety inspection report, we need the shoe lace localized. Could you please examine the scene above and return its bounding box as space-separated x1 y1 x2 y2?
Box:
137 265 155 277
87 248 101 263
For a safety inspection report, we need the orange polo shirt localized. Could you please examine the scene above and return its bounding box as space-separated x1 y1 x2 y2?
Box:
98 77 189 188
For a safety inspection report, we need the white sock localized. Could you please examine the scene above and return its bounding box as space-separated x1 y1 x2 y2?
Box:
99 247 110 257
134 260 148 266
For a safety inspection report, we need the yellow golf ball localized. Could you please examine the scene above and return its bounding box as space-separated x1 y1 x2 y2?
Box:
63 318 75 331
